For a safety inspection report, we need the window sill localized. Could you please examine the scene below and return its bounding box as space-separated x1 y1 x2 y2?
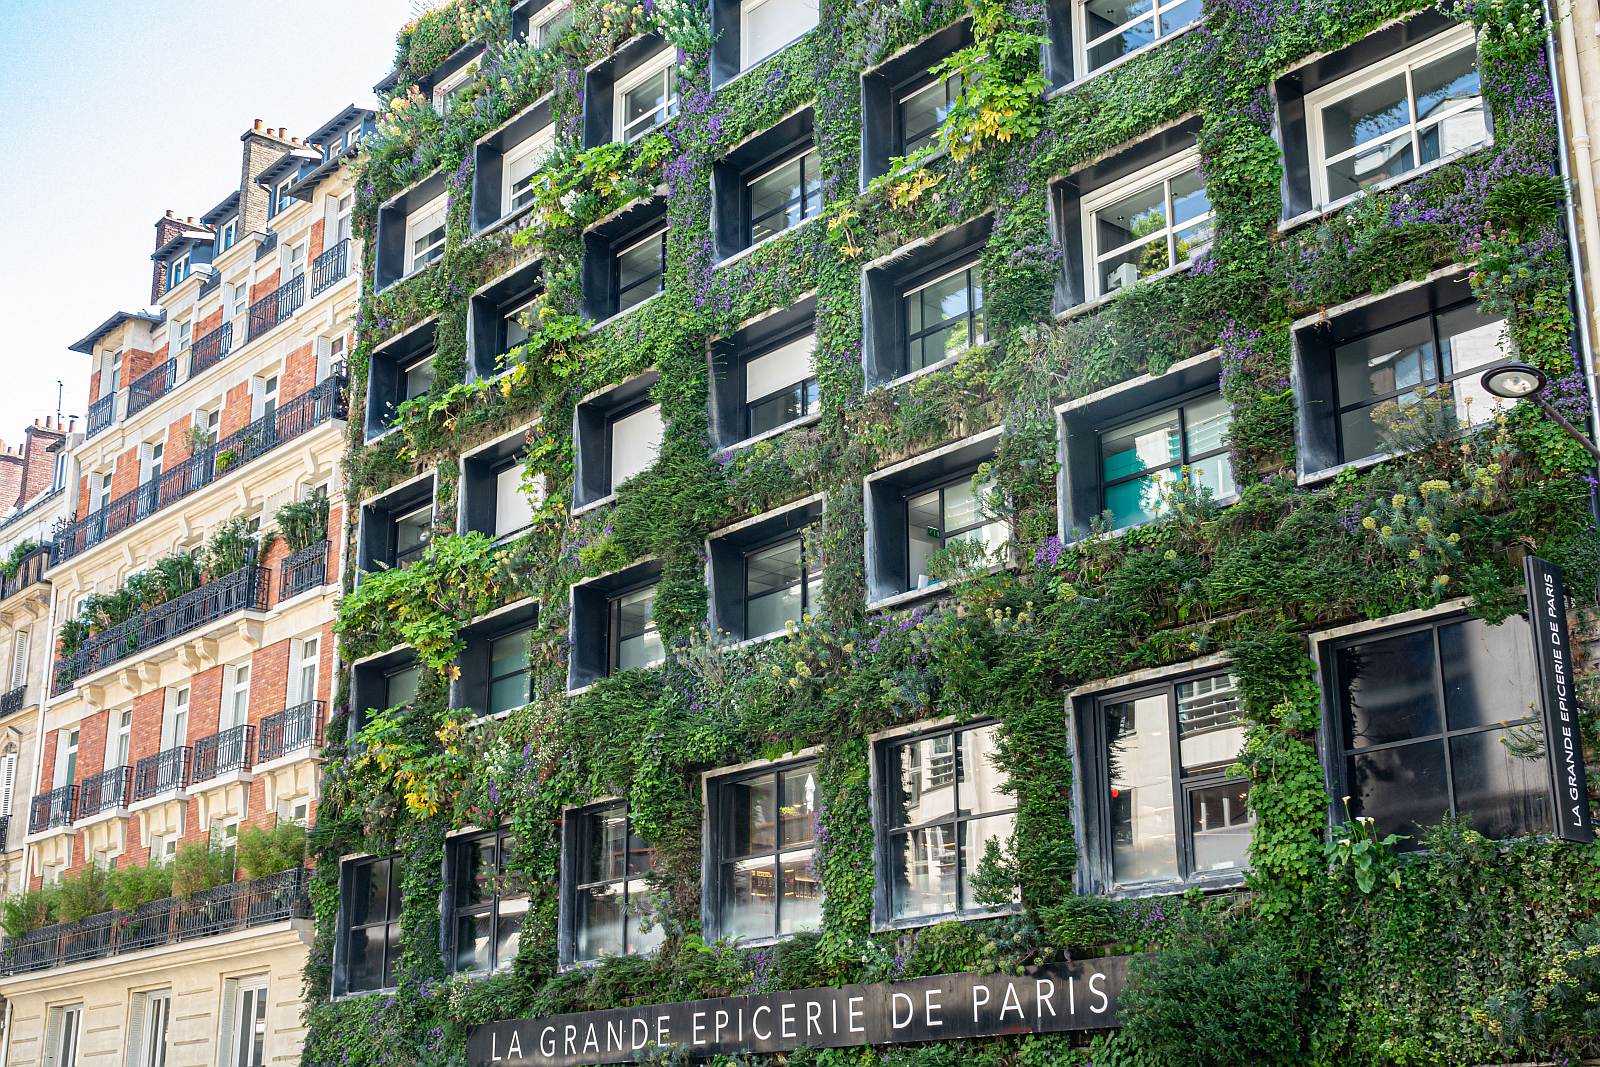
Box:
332 986 399 1003
571 491 617 518
1295 451 1393 487
715 214 825 271
719 412 823 454
1279 141 1493 234
712 31 814 95
872 903 1020 935
377 260 440 296
1046 19 1207 101
1056 253 1206 323
473 201 536 239
1099 869 1246 900
1063 491 1239 548
587 290 663 333
869 343 988 394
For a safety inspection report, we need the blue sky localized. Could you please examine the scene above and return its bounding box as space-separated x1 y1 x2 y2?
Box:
0 0 413 445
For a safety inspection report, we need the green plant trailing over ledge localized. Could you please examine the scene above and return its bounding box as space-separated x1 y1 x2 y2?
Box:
274 491 331 554
306 0 1600 1062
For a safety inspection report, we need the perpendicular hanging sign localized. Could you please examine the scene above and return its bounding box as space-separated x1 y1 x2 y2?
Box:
1525 555 1593 843
468 957 1131 1067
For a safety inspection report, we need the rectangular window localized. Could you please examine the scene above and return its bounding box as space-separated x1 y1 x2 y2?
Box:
256 374 280 422
163 686 189 750
485 625 534 716
10 629 30 691
1077 0 1202 76
273 178 295 216
878 722 1015 922
614 226 668 313
905 473 1008 590
1089 672 1252 890
335 193 355 245
404 195 449 275
609 585 663 674
1307 25 1485 205
223 664 251 731
527 2 575 45
44 1003 83 1067
707 760 823 941
744 333 818 438
739 0 818 69
385 662 421 710
1330 298 1507 464
898 74 963 157
563 801 661 963
503 131 554 216
393 503 433 568
1081 151 1211 299
55 727 79 790
744 532 820 638
902 262 984 372
341 857 401 993
615 56 677 143
175 319 193 353
294 635 321 705
493 460 537 539
433 60 480 115
746 148 822 246
168 255 191 289
449 829 529 973
608 402 664 490
219 218 239 252
1328 614 1548 842
1097 392 1233 529
112 709 132 770
220 977 267 1067
228 283 249 323
285 243 307 283
128 989 170 1067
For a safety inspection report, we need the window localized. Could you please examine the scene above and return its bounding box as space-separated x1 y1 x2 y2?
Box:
174 319 193 353
905 472 1007 591
609 403 664 494
482 623 534 716
44 1004 83 1067
582 198 668 319
340 856 401 993
1325 614 1548 842
609 583 662 674
903 261 985 373
449 829 529 973
8 628 28 693
393 503 433 568
334 193 355 245
863 216 992 386
292 635 321 706
55 727 79 790
197 407 221 450
285 242 307 284
522 0 575 45
494 462 536 539
163 686 190 750
1096 392 1233 529
102 351 123 396
503 130 554 216
742 532 820 638
219 977 267 1067
227 282 250 324
461 429 543 539
1307 25 1484 206
359 476 437 573
562 802 661 963
615 53 677 143
112 709 132 769
750 148 821 248
366 321 439 437
433 59 480 116
168 254 191 290
385 662 421 709
403 195 448 275
219 218 239 252
142 441 164 486
860 21 972 179
705 760 822 941
877 722 1015 923
272 177 295 217
128 989 170 1067
739 0 817 68
1077 671 1251 893
899 74 963 157
575 377 666 508
710 307 817 447
614 227 668 315
223 664 251 731
147 831 179 864
1080 151 1211 299
469 261 544 378
1076 0 1201 77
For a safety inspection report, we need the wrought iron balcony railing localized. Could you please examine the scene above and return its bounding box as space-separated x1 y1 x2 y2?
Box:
50 365 348 565
247 273 305 340
126 358 178 417
0 867 308 975
0 816 11 847
311 238 349 296
191 725 254 784
85 393 115 439
0 687 24 716
0 543 48 603
28 786 75 834
76 766 131 820
257 700 324 763
280 541 329 600
132 746 190 803
190 322 234 377
52 560 268 693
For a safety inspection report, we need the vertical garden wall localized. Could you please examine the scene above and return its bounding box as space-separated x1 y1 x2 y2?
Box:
306 0 1600 1062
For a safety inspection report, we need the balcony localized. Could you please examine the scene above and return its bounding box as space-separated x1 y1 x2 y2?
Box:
50 365 348 565
191 725 254 784
311 238 350 297
0 687 23 716
28 786 74 835
191 322 234 377
52 560 269 694
76 766 131 820
0 816 11 848
132 746 189 803
0 867 308 975
85 393 115 439
0 543 48 602
248 274 306 340
280 540 329 600
257 700 324 763
126 358 178 417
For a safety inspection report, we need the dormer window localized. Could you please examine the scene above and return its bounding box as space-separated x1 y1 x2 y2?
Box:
616 52 677 143
218 218 238 253
434 59 481 116
168 254 191 289
271 177 295 217
404 195 449 276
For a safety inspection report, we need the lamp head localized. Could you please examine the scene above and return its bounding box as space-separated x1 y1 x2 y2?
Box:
1480 362 1547 401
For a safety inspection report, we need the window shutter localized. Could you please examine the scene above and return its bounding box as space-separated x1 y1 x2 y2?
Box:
42 1007 63 1067
125 993 148 1067
10 629 28 690
1 754 17 821
217 980 239 1067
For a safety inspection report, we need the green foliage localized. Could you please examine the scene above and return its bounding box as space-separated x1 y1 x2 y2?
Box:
0 885 57 937
203 515 267 578
0 540 39 579
169 842 234 898
107 859 175 910
275 490 331 553
236 822 308 879
55 864 111 922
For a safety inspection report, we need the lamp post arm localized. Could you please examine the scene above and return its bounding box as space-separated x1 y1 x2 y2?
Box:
1532 394 1600 463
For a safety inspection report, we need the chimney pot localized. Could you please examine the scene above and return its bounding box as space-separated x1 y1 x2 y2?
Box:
254 119 263 131
165 209 174 218
278 127 287 138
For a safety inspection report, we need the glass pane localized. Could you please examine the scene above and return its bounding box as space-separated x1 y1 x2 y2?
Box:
1095 179 1168 256
909 319 969 371
617 629 663 671
1449 727 1550 839
489 674 529 716
746 586 802 637
1087 12 1155 70
1338 402 1390 464
1157 0 1202 37
726 774 778 856
490 629 530 682
747 382 812 436
622 71 669 135
617 235 664 305
626 881 664 954
1412 45 1483 150
1347 739 1449 841
941 478 983 534
960 812 1015 905
722 857 776 939
1176 674 1244 774
890 825 957 918
455 838 495 907
1102 409 1181 481
747 539 802 598
385 665 419 708
888 735 959 828
496 903 525 966
1321 73 1409 157
1334 317 1435 404
1186 780 1251 873
777 851 823 933
961 725 1009 814
1105 694 1179 885
350 859 390 925
1105 470 1176 529
1168 167 1209 228
1326 131 1414 200
749 155 810 242
454 912 492 972
1337 629 1441 749
780 764 818 846
616 587 655 642
1438 303 1507 376
348 927 386 990
404 359 436 401
1183 394 1231 455
1190 453 1235 500
627 823 656 876
1439 617 1537 731
907 272 972 337
582 805 630 883
907 489 941 586
576 884 623 959
899 77 958 153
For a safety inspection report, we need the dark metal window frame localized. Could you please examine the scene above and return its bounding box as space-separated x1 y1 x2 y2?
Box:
741 529 817 635
338 855 401 995
483 621 535 717
903 469 994 569
603 398 659 497
894 71 964 157
702 757 822 943
1075 667 1250 895
559 800 656 966
872 719 1016 927
741 319 819 439
742 146 822 247
446 828 526 974
1094 384 1230 515
611 225 669 313
605 579 660 677
898 259 984 373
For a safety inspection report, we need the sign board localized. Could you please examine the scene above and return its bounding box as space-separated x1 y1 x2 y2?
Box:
469 957 1131 1067
1526 555 1593 843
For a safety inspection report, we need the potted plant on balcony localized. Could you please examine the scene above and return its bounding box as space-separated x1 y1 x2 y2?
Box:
274 492 330 554
0 540 39 580
202 517 269 580
0 884 59 937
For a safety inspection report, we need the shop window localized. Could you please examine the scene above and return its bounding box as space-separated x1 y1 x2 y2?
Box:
703 758 823 942
448 829 529 973
337 856 401 994
560 801 663 964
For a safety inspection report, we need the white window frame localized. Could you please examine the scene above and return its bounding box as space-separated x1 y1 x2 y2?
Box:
218 975 269 1067
292 635 321 706
613 50 678 144
223 664 251 731
739 0 818 70
1078 147 1211 301
433 58 481 116
334 192 355 245
163 685 190 751
227 281 250 322
127 988 171 1067
169 254 191 289
44 1003 83 1067
111 708 132 770
1073 0 1203 80
219 217 239 252
527 0 573 45
403 194 450 276
272 178 295 217
174 319 193 353
901 258 988 364
502 128 555 217
9 628 30 692
1305 23 1485 209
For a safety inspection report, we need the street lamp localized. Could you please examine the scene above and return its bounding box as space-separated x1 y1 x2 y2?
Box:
1481 362 1600 462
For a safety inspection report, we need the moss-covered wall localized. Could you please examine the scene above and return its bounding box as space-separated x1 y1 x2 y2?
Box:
305 0 1600 1063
